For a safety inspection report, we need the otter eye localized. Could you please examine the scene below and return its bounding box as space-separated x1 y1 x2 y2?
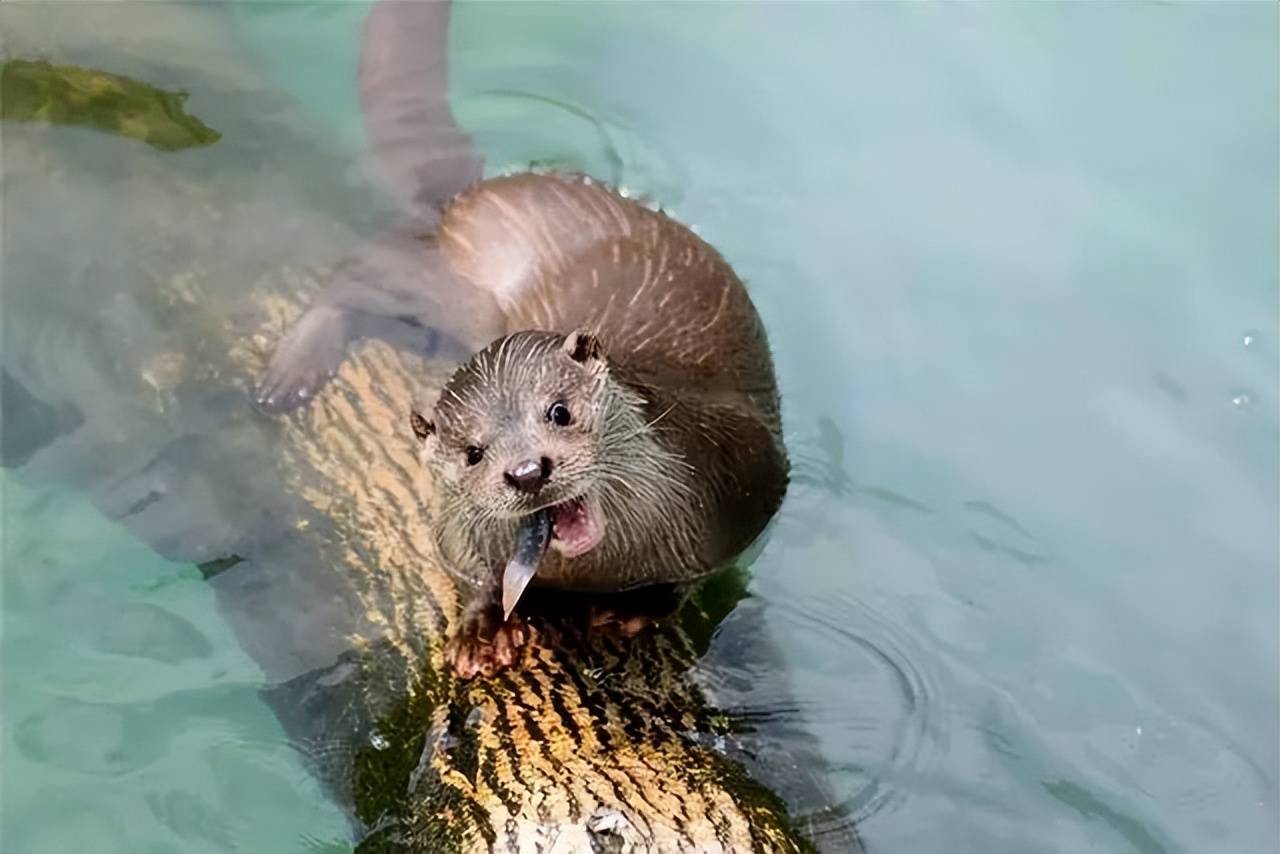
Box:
547 401 572 427
465 445 484 466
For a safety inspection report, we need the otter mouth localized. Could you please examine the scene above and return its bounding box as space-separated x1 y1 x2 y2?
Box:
499 494 604 622
500 494 606 619
547 495 606 558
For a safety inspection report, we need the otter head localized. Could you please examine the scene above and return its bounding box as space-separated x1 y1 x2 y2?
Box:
411 330 615 588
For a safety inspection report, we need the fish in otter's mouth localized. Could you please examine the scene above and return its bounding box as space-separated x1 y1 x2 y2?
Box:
501 495 606 618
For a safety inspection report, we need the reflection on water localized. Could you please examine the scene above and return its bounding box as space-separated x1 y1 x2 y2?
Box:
3 1 1278 853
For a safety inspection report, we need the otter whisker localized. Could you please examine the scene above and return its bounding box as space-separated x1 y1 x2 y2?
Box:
612 401 679 443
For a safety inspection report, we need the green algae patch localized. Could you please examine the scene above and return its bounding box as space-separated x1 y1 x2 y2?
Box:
1 59 221 151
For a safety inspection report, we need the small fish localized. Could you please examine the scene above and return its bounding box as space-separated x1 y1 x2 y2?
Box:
502 509 551 619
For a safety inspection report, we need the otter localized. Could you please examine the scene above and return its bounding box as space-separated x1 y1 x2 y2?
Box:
255 6 788 679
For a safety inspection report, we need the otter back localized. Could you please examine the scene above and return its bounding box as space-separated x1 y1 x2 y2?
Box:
438 173 782 425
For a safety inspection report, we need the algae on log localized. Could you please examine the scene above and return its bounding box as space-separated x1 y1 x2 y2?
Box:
1 59 221 151
1 63 854 853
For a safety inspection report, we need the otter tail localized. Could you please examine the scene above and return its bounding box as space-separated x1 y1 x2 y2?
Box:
358 0 483 218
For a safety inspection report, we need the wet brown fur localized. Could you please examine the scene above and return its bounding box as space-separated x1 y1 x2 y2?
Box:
261 171 789 676
411 173 789 674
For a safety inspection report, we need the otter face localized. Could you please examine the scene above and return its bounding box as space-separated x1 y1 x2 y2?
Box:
412 329 611 558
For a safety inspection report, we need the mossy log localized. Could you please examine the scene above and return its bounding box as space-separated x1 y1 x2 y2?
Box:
241 322 825 852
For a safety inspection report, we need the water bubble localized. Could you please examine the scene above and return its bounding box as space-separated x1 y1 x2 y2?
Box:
1242 330 1260 348
1230 391 1252 408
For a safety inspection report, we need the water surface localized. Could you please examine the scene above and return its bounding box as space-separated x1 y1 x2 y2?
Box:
2 2 1277 852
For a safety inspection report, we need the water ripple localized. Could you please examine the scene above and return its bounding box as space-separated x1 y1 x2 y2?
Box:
461 88 690 208
765 590 943 827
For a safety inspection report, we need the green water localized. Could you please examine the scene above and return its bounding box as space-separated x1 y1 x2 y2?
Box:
2 2 1277 853
1 477 351 852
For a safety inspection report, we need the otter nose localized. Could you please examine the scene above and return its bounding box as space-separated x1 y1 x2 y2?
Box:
504 457 552 494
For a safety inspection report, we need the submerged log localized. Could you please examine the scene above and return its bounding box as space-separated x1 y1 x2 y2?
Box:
234 300 829 851
1 54 857 854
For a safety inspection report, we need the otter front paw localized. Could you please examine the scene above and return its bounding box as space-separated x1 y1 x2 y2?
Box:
588 606 654 637
445 604 529 679
255 306 349 413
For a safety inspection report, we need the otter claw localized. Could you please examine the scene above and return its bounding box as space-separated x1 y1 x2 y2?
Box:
446 607 529 680
255 306 350 414
589 607 653 637
253 369 329 414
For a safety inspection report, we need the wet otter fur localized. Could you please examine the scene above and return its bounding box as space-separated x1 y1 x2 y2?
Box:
254 1 789 678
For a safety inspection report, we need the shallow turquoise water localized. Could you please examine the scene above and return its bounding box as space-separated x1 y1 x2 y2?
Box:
0 477 351 852
3 2 1277 853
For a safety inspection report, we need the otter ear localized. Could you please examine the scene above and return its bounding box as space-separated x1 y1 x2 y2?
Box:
561 329 605 366
409 409 435 442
